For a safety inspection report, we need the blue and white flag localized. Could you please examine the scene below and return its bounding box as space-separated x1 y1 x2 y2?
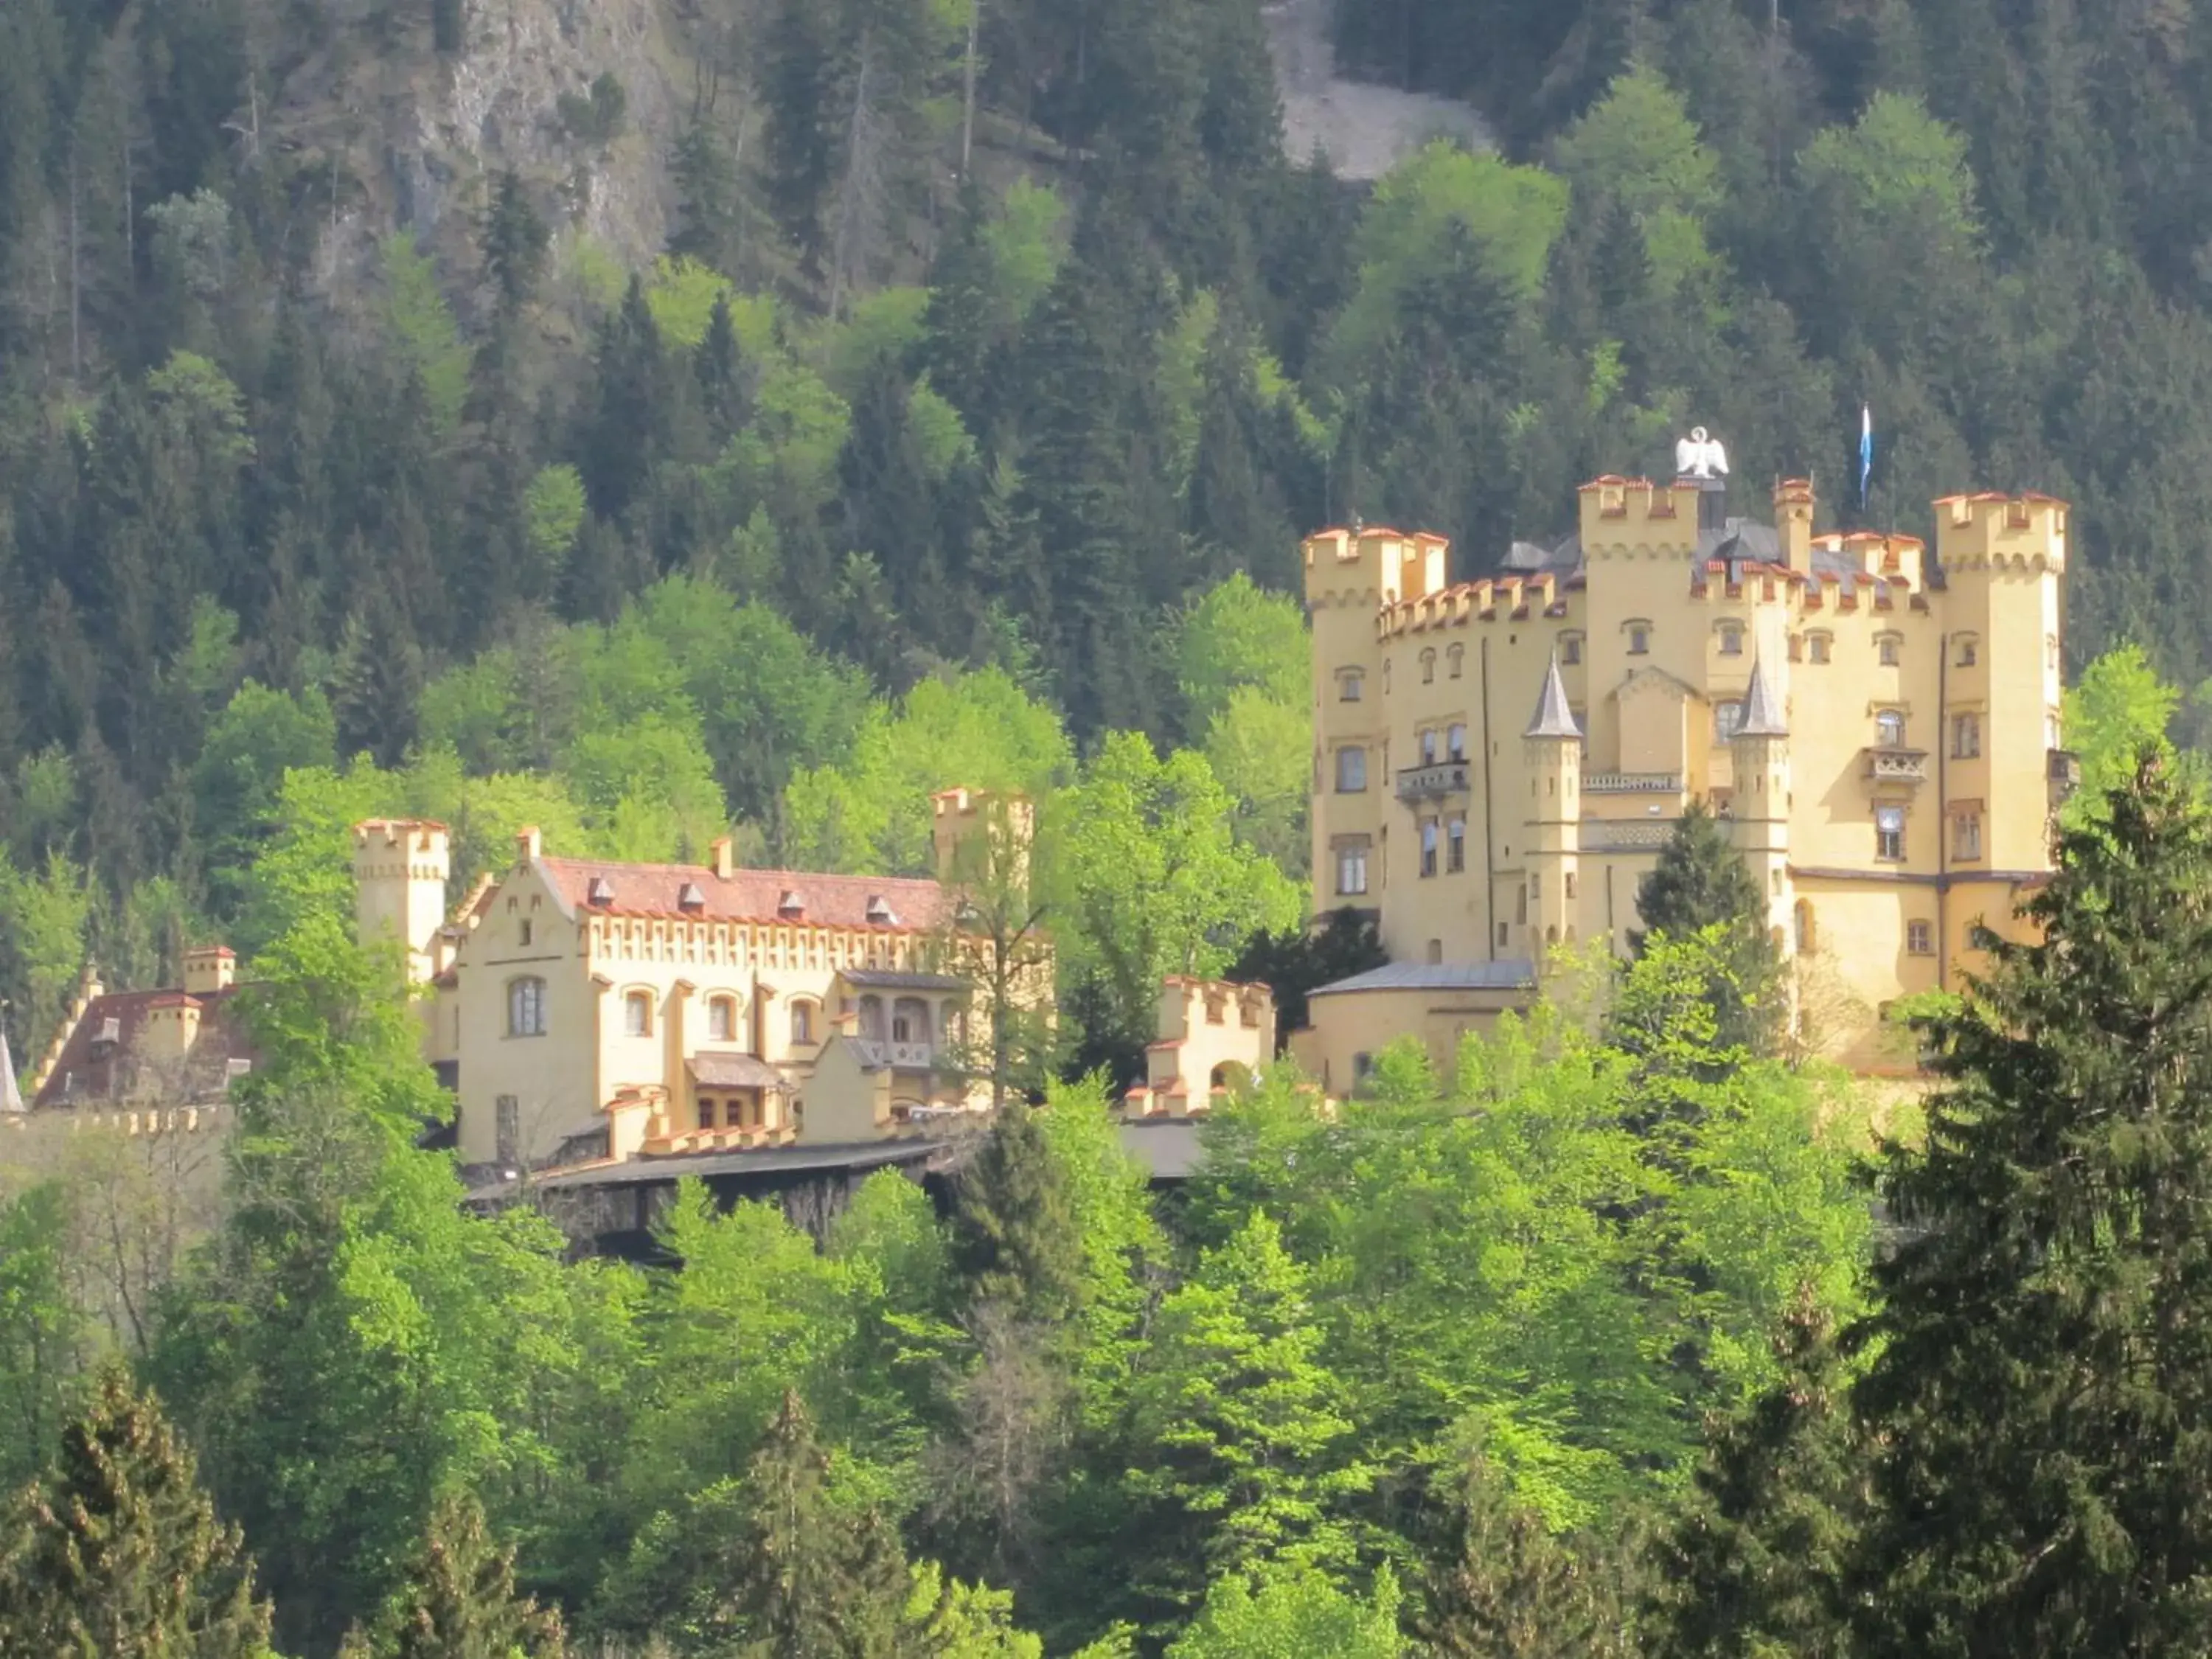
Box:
1858 405 1874 507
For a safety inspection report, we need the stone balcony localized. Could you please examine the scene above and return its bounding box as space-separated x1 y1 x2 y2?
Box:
851 1039 939 1071
1863 746 1929 785
1581 771 1683 795
1395 760 1471 802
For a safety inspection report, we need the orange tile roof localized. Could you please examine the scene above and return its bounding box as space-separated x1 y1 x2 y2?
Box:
538 858 950 932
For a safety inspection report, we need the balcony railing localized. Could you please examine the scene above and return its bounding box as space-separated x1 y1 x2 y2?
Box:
1582 771 1682 794
1584 818 1677 850
852 1039 938 1071
1395 760 1471 801
1864 746 1929 785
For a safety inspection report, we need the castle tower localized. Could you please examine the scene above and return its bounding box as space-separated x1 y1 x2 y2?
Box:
351 819 451 984
931 788 1035 888
1303 526 1451 917
1522 655 1583 956
1728 654 1792 950
1933 493 2068 874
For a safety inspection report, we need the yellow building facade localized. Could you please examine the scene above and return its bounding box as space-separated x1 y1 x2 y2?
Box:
354 793 1024 1171
1300 473 2073 1077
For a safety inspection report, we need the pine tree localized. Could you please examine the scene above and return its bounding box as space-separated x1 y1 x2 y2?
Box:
1850 750 2212 1655
1125 1211 1368 1615
948 1102 1083 1320
1413 1461 1636 1658
1630 799 1783 1057
727 1390 911 1657
479 170 547 316
369 1491 566 1658
0 1363 276 1657
1646 1295 1860 1659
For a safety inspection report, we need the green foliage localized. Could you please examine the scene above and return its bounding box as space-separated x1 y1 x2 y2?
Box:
0 1363 276 1656
0 1184 90 1489
380 233 470 434
367 1491 568 1658
1413 1459 1636 1658
1166 1564 1405 1658
1177 572 1310 726
1848 751 2212 1653
2063 641 2181 829
950 1105 1084 1320
1630 801 1784 1057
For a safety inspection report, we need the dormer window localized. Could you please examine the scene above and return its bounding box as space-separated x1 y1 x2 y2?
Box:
587 875 615 907
866 895 897 926
94 1016 122 1050
779 890 804 919
678 880 706 911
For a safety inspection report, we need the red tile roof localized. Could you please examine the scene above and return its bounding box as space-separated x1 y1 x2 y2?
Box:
31 985 256 1110
538 858 950 931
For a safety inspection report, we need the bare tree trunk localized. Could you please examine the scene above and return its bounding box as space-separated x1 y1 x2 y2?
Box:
961 0 981 176
828 28 880 320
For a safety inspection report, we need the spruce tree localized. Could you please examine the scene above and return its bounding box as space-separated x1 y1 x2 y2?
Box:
1631 799 1783 1056
727 1390 910 1658
1646 1295 1860 1658
1413 1461 1636 1658
372 1491 566 1658
0 1363 275 1657
948 1102 1083 1321
1850 751 2212 1655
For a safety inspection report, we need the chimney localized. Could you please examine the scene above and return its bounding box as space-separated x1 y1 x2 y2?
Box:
709 835 735 880
516 824 542 861
1775 479 1815 575
182 946 236 995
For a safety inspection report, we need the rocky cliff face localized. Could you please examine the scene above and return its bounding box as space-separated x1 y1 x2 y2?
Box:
282 0 685 303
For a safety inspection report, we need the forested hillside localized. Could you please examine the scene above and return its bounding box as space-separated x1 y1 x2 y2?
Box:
10 0 2212 1050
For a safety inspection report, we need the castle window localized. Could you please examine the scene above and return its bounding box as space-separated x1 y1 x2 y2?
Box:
1565 871 1577 900
1953 713 1981 758
892 997 931 1044
1627 621 1651 656
1877 633 1902 667
1335 745 1368 793
1447 723 1467 761
1421 648 1436 684
1717 622 1745 656
1516 884 1528 925
1560 633 1582 666
1955 636 1979 667
2047 634 2061 675
1907 919 1935 956
699 1096 720 1131
507 978 546 1038
518 919 533 947
1420 728 1439 765
1716 700 1746 742
624 990 653 1037
708 995 739 1043
1497 922 1509 948
1448 644 1464 678
1807 632 1832 664
1338 667 1363 702
1875 804 1905 862
1335 838 1371 897
1427 939 1444 964
1795 900 1817 955
1447 816 1466 873
1875 709 1906 749
1953 810 1983 861
1420 819 1439 877
790 1001 817 1046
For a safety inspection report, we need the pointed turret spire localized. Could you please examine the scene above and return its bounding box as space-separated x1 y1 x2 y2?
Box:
1738 653 1788 737
1525 655 1582 740
0 1023 22 1113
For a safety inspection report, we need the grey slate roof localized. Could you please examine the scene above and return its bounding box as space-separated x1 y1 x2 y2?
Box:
1494 499 1896 596
1310 960 1539 998
1526 655 1582 739
1737 654 1788 737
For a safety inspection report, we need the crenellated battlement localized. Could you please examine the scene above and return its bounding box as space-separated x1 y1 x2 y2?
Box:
1304 526 1451 609
1578 476 1706 554
1933 491 2068 574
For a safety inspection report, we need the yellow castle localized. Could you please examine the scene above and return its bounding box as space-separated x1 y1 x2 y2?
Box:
352 790 1035 1172
1293 463 2073 1088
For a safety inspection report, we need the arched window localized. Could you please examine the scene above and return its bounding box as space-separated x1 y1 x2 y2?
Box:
891 997 931 1044
707 995 740 1043
790 1001 817 1046
1795 900 1817 956
624 990 653 1037
1420 728 1439 765
1447 644 1464 678
1447 722 1467 761
858 995 886 1040
507 977 546 1038
1420 647 1436 684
